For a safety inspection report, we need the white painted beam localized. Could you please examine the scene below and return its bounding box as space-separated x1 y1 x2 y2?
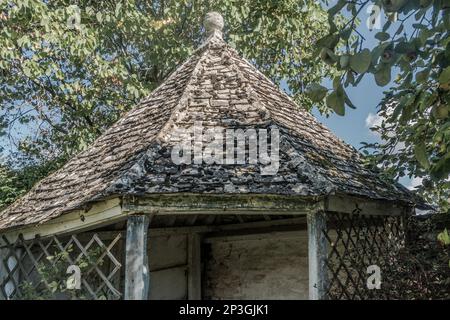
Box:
326 195 408 216
124 215 150 300
308 210 328 300
0 198 124 246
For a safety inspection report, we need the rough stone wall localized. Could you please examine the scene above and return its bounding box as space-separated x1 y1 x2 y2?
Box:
204 232 309 300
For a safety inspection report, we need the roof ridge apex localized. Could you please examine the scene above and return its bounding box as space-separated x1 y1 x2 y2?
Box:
154 43 211 144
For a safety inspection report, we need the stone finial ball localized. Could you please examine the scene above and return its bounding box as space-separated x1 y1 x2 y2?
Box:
204 12 224 33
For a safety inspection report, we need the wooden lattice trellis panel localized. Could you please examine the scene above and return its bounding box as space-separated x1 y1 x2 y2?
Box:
0 231 124 300
323 211 405 300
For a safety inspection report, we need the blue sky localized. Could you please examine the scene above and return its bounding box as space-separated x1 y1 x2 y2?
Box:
312 75 382 151
307 4 418 189
314 2 388 148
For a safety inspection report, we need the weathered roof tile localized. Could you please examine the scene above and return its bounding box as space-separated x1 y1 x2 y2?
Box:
0 26 418 232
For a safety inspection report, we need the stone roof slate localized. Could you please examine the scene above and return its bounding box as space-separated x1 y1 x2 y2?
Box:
0 33 417 232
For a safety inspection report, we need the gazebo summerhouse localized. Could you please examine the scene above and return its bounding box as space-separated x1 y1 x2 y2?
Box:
0 13 418 300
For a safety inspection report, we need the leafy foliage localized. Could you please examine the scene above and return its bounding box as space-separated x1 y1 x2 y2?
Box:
0 156 61 210
0 164 24 209
17 245 106 300
388 215 450 299
314 0 450 210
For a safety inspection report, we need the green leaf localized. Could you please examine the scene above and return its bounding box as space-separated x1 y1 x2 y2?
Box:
349 49 371 74
439 67 450 85
344 95 356 109
416 69 430 83
414 142 430 169
374 65 391 86
375 32 390 41
339 55 350 69
395 41 413 54
305 83 328 102
412 23 427 29
317 34 340 50
340 28 352 41
328 0 346 16
430 152 450 179
395 24 404 36
115 3 122 17
22 65 32 77
326 89 345 116
437 229 450 246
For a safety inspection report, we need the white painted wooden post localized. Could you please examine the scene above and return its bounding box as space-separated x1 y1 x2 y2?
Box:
187 233 202 300
308 210 328 300
124 215 150 300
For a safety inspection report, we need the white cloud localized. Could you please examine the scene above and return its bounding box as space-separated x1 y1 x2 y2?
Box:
365 111 405 150
365 113 384 138
407 177 423 190
365 113 383 128
365 104 396 137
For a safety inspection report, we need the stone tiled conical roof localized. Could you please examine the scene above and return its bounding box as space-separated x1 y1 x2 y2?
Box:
0 13 417 231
